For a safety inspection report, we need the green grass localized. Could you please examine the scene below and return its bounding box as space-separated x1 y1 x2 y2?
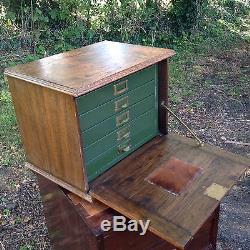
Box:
0 75 25 167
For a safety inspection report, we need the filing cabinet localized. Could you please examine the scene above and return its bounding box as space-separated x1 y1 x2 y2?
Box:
5 41 174 200
5 41 249 249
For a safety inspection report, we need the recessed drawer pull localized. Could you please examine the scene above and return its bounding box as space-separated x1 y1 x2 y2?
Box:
117 126 130 141
114 80 128 96
116 111 129 127
118 144 131 154
115 96 129 112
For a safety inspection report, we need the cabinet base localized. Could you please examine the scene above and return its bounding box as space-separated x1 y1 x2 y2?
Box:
37 174 219 250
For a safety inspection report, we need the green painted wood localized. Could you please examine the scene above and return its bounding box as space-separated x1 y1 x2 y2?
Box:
82 94 156 147
79 80 155 131
86 109 158 181
76 65 156 114
85 106 156 162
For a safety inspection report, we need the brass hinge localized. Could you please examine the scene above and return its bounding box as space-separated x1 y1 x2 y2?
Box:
161 102 204 147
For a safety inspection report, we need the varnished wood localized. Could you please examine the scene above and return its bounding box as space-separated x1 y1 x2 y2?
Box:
186 205 220 249
8 77 88 192
26 162 92 202
37 174 100 250
90 133 249 249
158 59 168 134
38 174 220 250
5 41 175 97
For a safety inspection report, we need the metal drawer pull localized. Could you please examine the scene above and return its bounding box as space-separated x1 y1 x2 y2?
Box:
114 80 128 96
116 111 129 127
118 144 131 154
115 96 129 112
117 126 130 141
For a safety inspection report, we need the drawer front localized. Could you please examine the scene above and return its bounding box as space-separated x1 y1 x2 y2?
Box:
83 94 155 147
85 106 156 162
79 80 155 131
86 109 158 181
76 65 156 114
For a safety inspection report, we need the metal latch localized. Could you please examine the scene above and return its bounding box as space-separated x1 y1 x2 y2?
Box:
161 101 204 147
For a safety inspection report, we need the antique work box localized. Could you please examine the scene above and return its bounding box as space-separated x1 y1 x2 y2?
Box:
5 41 250 249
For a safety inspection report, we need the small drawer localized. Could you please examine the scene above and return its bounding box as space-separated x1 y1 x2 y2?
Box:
82 94 156 147
76 65 156 114
84 109 155 163
86 109 158 181
79 80 155 131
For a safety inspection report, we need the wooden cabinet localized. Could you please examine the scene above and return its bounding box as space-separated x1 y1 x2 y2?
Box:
5 41 173 200
5 41 249 249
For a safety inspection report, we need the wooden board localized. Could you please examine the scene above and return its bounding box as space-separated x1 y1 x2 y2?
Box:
90 133 250 250
8 76 88 192
4 41 175 97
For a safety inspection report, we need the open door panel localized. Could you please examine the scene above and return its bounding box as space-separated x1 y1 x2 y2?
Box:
90 133 249 250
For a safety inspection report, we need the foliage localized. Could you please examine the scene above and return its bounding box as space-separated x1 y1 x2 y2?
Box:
0 0 249 167
0 0 213 54
0 0 248 55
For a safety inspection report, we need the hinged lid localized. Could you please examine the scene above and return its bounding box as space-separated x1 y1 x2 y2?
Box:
4 41 175 97
90 134 249 250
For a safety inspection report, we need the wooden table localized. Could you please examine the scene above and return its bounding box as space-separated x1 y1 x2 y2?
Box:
37 174 220 250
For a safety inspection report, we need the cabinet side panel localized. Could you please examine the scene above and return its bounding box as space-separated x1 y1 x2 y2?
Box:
158 59 168 135
8 76 86 191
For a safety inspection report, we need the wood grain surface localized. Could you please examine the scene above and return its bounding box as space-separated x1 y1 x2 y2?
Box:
38 174 220 250
90 133 249 249
8 76 87 192
5 41 175 96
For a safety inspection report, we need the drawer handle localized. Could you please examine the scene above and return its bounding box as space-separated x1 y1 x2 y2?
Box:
116 111 129 127
118 144 131 154
115 96 129 112
114 80 128 96
117 126 130 141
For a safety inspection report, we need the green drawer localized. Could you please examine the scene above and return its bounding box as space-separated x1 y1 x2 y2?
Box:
76 65 156 114
86 109 158 181
79 80 155 131
82 94 156 147
85 105 156 162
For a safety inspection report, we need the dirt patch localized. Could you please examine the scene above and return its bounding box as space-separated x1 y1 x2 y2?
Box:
0 166 50 249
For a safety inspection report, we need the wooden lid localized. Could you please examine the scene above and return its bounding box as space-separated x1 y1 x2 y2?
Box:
4 41 175 97
90 134 249 250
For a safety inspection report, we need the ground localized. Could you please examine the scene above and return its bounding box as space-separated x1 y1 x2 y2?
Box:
0 40 249 250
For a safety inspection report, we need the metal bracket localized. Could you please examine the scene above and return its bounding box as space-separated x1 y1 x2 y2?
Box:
161 101 204 147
